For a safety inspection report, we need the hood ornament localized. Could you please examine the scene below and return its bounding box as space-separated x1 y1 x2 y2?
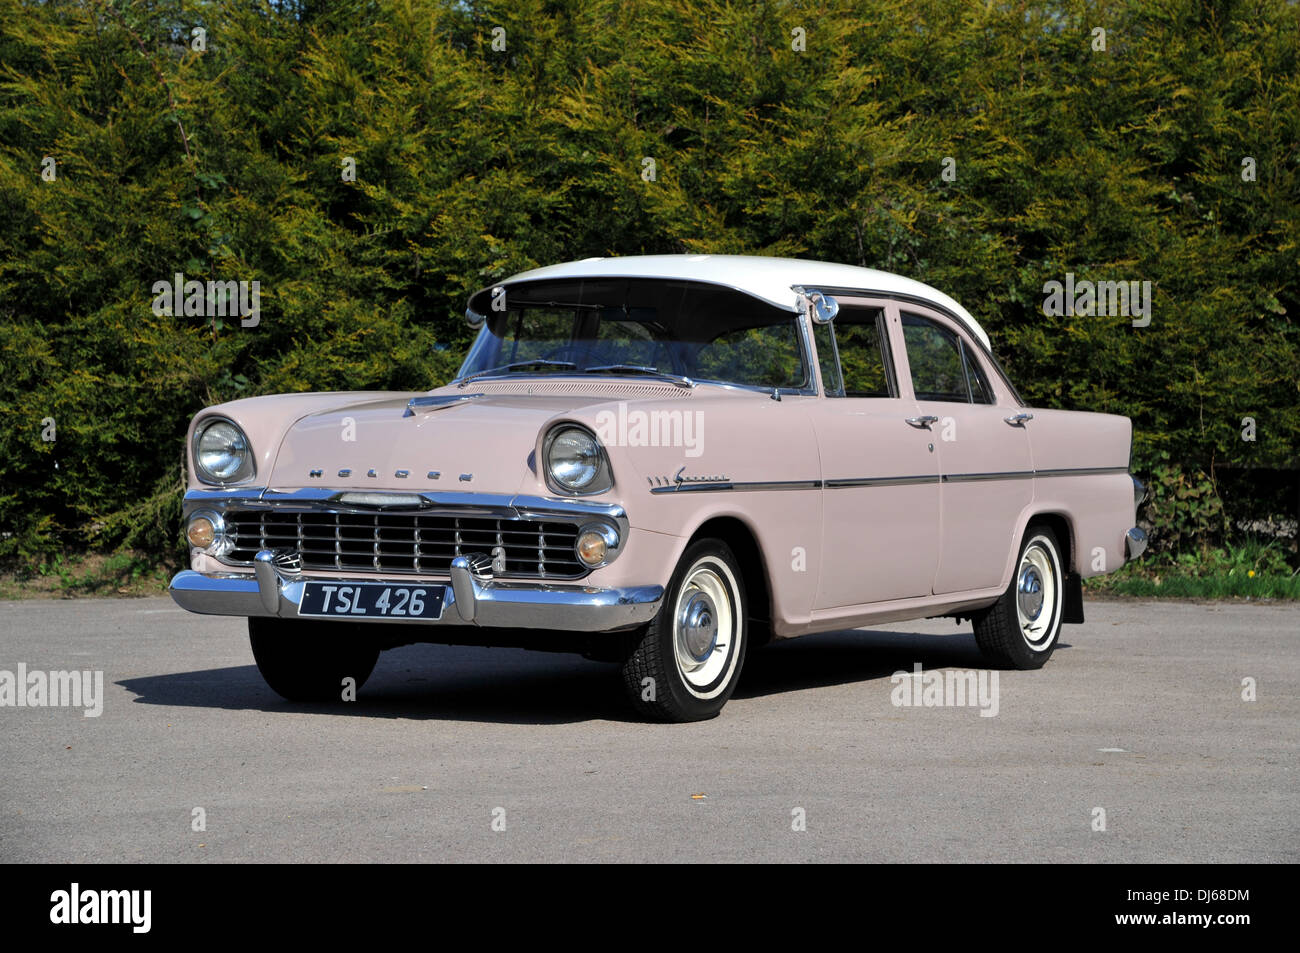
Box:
404 393 485 417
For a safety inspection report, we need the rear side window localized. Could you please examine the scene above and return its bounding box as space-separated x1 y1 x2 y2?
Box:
901 312 994 404
902 313 966 401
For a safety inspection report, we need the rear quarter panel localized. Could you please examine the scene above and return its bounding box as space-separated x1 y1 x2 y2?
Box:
1026 408 1135 578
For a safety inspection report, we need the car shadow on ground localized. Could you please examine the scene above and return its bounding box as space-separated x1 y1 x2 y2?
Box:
737 628 984 699
119 629 1069 724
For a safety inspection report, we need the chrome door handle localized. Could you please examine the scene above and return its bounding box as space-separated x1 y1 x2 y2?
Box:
1004 413 1034 426
905 415 940 428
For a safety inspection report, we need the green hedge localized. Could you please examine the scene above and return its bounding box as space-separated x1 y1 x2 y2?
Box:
0 0 1296 568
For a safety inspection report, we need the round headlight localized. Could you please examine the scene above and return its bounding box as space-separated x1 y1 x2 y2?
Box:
195 419 254 483
546 428 603 491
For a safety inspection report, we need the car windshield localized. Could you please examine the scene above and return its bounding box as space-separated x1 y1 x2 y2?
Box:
457 278 810 391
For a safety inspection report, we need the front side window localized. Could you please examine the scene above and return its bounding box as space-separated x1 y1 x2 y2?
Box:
833 308 893 398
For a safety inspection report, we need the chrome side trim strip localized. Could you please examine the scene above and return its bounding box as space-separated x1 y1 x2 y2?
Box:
940 470 1033 484
646 465 1130 493
731 480 823 492
825 475 939 489
650 478 824 494
1035 466 1130 478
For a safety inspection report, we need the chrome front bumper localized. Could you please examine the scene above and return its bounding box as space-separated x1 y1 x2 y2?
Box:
169 553 663 633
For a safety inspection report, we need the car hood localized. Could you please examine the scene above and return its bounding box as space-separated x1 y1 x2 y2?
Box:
264 388 678 493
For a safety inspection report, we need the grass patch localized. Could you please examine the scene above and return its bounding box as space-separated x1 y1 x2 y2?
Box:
0 551 176 600
1086 538 1300 599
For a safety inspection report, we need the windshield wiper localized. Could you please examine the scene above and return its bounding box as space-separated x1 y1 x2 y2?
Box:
582 364 696 389
456 359 578 388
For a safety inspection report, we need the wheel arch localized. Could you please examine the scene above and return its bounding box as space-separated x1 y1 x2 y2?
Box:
687 515 774 647
1019 510 1084 624
1024 511 1075 572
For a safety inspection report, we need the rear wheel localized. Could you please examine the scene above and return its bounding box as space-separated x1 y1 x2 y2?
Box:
972 527 1065 670
620 540 747 722
249 617 380 702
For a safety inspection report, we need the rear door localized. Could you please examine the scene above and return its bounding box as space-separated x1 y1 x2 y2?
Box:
897 308 1032 594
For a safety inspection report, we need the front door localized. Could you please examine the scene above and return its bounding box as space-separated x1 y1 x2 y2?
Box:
813 302 941 609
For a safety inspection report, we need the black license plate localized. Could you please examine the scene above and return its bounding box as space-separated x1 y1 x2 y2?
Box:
298 582 446 620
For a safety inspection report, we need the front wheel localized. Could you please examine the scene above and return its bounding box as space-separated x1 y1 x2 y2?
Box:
972 526 1065 670
249 617 380 702
620 540 748 722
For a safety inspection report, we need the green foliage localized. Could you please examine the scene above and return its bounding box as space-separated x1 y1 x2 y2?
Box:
0 0 1296 566
1085 538 1300 599
1137 457 1230 554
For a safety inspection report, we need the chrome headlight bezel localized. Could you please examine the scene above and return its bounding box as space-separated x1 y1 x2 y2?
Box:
185 508 234 557
543 425 612 496
575 521 622 568
192 416 256 486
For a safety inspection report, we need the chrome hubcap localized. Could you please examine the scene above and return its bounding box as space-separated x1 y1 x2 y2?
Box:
679 591 719 662
1017 566 1044 621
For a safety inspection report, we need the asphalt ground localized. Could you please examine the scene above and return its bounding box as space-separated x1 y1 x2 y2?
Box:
1 596 1295 863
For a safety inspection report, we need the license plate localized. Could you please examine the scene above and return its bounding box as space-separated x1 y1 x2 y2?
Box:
298 583 446 620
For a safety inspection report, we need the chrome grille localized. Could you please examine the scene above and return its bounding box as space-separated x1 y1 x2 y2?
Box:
223 510 586 578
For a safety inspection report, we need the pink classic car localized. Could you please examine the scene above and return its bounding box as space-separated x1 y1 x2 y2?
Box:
170 255 1146 721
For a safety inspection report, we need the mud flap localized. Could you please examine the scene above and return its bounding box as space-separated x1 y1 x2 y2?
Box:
1062 571 1085 624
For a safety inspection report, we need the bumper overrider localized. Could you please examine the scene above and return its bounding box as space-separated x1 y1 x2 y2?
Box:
1126 476 1148 560
168 487 664 632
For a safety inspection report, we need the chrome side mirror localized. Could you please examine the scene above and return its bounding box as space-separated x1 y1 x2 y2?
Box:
797 288 839 324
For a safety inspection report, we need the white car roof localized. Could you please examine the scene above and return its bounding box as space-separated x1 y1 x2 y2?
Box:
498 254 991 349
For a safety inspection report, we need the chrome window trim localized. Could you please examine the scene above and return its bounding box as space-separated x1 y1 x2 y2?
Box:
814 287 1025 407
